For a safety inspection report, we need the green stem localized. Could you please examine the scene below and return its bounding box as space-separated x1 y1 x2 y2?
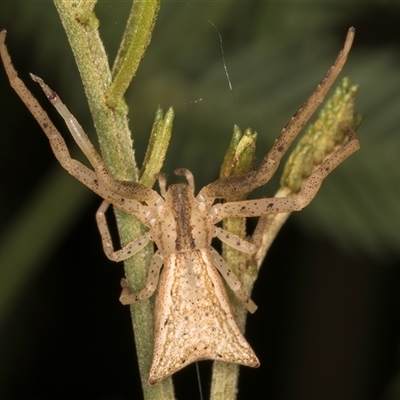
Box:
74 0 97 23
107 0 161 109
140 106 174 188
210 127 258 400
53 1 175 398
211 78 360 399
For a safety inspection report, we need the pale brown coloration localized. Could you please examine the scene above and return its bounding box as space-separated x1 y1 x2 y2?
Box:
150 249 259 384
0 28 359 385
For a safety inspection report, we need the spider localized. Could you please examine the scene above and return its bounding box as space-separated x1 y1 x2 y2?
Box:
0 28 359 384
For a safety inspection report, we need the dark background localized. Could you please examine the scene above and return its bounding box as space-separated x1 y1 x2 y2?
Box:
1 1 400 399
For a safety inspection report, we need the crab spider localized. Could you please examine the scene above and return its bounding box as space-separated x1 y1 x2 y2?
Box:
0 28 359 384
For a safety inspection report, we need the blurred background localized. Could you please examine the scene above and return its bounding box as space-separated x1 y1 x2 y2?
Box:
1 1 400 399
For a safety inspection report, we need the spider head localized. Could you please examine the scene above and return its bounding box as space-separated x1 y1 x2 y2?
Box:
151 181 213 253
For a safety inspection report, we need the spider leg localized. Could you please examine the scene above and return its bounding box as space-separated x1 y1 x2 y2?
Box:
213 125 359 221
199 27 355 204
209 247 257 313
29 74 161 204
214 227 257 254
0 30 162 211
97 199 162 304
119 251 164 304
96 200 153 261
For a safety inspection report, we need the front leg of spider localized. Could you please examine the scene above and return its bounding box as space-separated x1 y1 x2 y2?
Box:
212 124 359 221
199 27 356 204
0 30 159 225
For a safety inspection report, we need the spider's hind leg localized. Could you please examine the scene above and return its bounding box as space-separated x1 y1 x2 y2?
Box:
119 251 163 304
209 247 257 313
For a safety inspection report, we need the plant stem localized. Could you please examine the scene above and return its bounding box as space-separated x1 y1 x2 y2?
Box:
107 0 161 109
210 127 258 400
53 1 175 398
